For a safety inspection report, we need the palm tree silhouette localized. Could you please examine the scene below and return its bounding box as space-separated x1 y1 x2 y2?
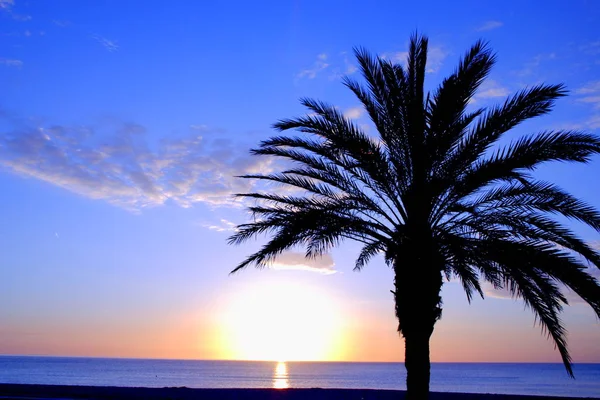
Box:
228 34 600 399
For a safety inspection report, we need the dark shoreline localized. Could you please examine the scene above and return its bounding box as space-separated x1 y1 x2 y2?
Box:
0 384 597 400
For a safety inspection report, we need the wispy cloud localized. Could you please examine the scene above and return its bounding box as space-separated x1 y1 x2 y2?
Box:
584 115 600 129
190 124 227 134
0 116 273 211
558 116 600 132
297 53 329 80
482 283 512 300
474 79 510 100
381 51 409 65
381 45 447 74
10 12 29 21
476 21 503 32
93 35 119 52
579 41 600 56
566 81 600 131
578 97 600 109
202 219 238 232
577 81 600 95
426 46 449 73
0 0 13 9
3 29 41 38
515 53 557 77
343 106 364 120
270 252 336 274
342 52 358 75
329 51 359 80
576 80 600 109
0 58 23 67
52 19 70 27
345 62 358 75
0 0 30 21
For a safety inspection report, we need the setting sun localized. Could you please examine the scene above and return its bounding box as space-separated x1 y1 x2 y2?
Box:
215 280 346 361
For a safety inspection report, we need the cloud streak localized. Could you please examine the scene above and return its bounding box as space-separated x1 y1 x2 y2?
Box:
0 0 13 9
515 53 557 77
343 106 364 120
270 252 336 274
474 79 510 101
567 81 600 131
576 81 600 109
93 35 119 52
382 45 447 73
0 58 23 67
202 219 238 232
328 51 359 80
52 20 70 27
476 21 503 32
426 46 448 73
381 51 409 65
297 53 329 80
0 117 272 211
190 124 227 134
0 0 30 21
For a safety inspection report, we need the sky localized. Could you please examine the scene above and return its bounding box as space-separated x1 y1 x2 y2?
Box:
1 0 600 363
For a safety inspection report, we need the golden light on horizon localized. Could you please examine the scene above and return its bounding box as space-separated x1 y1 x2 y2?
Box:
214 281 346 361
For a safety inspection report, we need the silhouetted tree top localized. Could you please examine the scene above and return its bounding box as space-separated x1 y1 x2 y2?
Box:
228 33 600 398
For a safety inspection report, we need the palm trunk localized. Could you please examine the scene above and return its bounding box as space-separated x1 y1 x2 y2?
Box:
392 217 443 400
404 331 432 400
393 263 441 400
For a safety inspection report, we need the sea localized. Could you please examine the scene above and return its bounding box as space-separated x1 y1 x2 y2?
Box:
0 356 599 398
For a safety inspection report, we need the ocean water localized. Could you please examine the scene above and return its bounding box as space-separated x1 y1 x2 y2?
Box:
0 356 599 398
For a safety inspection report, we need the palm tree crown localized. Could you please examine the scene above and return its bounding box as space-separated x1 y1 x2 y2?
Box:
228 34 600 397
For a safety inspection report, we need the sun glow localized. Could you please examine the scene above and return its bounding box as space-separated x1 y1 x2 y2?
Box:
216 280 346 361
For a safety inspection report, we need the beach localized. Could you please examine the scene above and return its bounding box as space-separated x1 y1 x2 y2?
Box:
0 384 596 400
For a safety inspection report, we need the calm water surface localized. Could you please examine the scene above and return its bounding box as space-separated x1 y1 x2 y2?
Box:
0 356 599 398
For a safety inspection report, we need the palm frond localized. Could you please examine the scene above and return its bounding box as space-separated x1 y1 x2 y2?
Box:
355 240 385 271
427 40 496 170
434 84 567 198
478 239 579 376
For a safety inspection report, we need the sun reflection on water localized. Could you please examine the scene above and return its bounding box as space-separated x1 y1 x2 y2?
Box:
272 361 289 389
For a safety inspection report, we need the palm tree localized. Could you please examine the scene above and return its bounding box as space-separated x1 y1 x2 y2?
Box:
228 34 600 399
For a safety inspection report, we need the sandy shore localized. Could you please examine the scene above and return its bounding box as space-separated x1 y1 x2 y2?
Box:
0 384 597 400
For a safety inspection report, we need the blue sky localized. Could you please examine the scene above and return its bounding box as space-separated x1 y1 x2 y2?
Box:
1 0 599 362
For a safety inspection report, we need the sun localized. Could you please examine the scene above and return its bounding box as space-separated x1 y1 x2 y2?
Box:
215 280 346 361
